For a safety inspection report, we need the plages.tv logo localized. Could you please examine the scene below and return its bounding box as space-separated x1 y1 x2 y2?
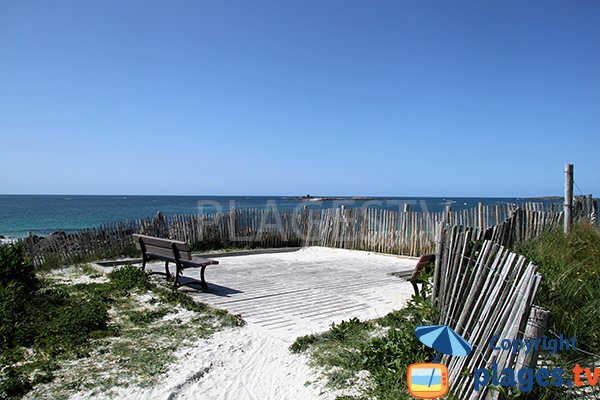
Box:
407 325 472 399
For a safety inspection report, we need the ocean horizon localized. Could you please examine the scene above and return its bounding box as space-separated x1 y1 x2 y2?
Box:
0 194 562 238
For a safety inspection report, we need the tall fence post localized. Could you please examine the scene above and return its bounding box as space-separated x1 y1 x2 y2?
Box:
515 306 550 371
431 221 444 302
564 163 574 234
444 204 452 224
478 202 485 231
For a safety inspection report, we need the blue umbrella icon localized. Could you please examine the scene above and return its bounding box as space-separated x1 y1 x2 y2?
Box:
416 325 472 359
415 325 472 388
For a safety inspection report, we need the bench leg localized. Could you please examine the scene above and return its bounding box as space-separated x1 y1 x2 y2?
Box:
141 259 146 272
200 266 208 290
173 266 181 288
164 261 171 280
410 281 420 297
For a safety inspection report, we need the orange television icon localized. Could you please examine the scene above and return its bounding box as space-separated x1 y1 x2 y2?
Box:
407 363 449 399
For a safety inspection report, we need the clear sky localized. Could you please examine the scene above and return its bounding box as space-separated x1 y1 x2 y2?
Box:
1 1 598 197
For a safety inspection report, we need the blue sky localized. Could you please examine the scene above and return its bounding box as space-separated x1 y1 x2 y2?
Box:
0 1 598 197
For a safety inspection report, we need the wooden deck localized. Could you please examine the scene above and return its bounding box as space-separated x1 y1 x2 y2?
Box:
146 247 418 340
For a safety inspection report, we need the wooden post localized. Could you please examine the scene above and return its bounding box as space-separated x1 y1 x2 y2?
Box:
445 204 452 224
515 306 550 371
564 163 573 234
432 221 444 302
478 202 484 231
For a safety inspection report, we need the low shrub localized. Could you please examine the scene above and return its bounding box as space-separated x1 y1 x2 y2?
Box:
0 245 113 398
108 264 151 292
126 308 172 325
26 288 109 356
0 244 39 352
290 317 371 354
0 243 38 291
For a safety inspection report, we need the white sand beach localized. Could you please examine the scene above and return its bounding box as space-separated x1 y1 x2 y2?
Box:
69 326 329 400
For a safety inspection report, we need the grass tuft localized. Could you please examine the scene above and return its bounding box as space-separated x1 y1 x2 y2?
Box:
291 295 434 399
516 221 600 356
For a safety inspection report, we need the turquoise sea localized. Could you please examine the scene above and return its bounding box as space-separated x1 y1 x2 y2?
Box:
0 195 560 238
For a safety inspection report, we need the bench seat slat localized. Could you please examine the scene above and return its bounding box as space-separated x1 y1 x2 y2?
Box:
180 257 219 268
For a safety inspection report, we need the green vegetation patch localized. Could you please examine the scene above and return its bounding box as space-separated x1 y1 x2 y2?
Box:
516 221 600 358
0 243 243 399
515 221 600 400
291 293 434 400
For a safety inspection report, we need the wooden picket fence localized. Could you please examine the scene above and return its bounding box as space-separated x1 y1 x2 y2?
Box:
433 221 543 399
430 195 595 399
16 195 596 267
15 203 513 266
19 220 145 266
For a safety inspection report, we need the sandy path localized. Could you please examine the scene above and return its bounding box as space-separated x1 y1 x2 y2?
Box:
89 326 332 400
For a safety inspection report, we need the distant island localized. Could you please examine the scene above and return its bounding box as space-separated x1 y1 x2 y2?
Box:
522 196 563 201
521 195 598 201
286 195 384 202
523 196 565 201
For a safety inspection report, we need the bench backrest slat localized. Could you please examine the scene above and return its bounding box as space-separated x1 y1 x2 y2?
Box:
132 234 192 261
409 254 435 281
143 244 179 260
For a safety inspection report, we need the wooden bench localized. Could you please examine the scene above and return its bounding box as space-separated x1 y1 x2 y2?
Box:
132 234 218 289
408 254 435 297
387 254 436 297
